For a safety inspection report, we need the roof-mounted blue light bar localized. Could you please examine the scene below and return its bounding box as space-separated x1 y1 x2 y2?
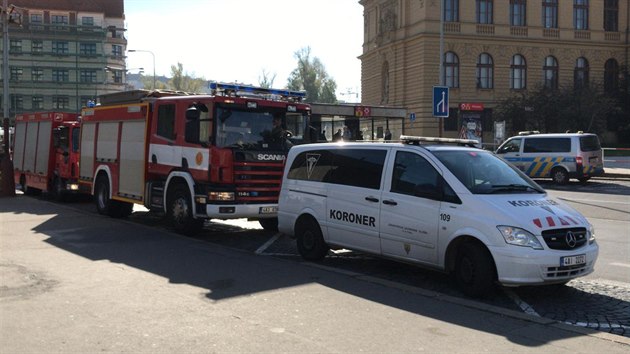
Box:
208 82 306 102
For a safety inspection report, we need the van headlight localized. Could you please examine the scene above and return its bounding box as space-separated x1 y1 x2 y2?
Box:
588 225 596 245
497 226 543 250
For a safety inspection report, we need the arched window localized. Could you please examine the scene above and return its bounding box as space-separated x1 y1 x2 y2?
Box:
574 57 589 89
510 54 527 89
476 53 494 89
444 51 459 88
543 56 558 89
604 58 619 93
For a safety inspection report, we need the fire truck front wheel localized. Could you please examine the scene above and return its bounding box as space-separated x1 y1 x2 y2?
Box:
167 183 204 236
94 175 133 218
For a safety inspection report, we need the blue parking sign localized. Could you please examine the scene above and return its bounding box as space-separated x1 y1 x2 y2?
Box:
433 86 449 118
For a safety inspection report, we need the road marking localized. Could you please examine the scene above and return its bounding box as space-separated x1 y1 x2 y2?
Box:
610 262 630 269
502 288 540 317
558 197 629 205
255 233 281 254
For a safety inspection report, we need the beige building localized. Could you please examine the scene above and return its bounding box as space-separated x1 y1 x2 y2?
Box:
359 0 629 145
2 0 126 115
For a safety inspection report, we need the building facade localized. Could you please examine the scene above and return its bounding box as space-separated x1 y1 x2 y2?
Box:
359 0 629 145
1 0 126 116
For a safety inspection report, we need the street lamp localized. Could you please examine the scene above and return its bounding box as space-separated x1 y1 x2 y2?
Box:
128 49 156 89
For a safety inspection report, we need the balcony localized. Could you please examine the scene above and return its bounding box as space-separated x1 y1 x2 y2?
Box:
510 27 528 37
476 24 495 35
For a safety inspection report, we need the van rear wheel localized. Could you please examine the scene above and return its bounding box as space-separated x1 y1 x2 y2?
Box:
296 217 329 261
551 167 569 185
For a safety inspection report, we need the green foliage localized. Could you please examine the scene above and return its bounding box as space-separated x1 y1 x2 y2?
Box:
495 83 620 136
258 69 276 89
287 47 338 103
169 63 205 93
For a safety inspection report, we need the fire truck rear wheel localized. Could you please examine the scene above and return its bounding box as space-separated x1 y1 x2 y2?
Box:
95 175 132 218
168 184 204 236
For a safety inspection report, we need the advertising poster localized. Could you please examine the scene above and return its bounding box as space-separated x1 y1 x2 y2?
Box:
459 112 482 147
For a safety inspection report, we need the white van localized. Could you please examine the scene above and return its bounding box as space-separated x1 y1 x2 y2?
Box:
496 132 604 184
278 136 598 297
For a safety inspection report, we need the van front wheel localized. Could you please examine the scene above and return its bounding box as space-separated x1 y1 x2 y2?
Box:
296 217 329 261
455 242 495 298
551 167 569 185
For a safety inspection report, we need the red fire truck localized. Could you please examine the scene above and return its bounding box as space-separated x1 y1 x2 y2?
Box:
12 112 81 200
79 83 311 235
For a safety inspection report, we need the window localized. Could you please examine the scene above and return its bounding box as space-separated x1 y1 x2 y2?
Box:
604 0 618 32
510 0 526 26
574 0 589 30
476 53 494 89
80 70 97 83
157 104 176 140
10 67 22 81
32 40 43 54
444 0 459 22
113 70 123 83
112 45 123 57
381 61 389 104
52 96 70 110
52 69 69 82
32 68 43 81
11 95 23 110
30 13 43 30
328 149 386 189
543 56 558 89
51 15 69 30
52 41 69 55
497 138 522 154
524 138 571 153
476 0 493 24
542 0 558 28
574 57 589 89
391 152 440 197
287 149 387 190
444 51 459 88
510 54 527 89
10 39 22 53
604 58 619 93
82 16 94 26
32 96 44 110
79 43 97 55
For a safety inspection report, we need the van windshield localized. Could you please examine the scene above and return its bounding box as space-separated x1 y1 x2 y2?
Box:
580 135 601 152
433 150 545 194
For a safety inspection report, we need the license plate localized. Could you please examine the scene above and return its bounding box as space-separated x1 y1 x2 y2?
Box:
560 254 586 267
259 206 278 214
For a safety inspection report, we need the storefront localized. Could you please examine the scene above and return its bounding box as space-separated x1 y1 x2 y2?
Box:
310 103 407 142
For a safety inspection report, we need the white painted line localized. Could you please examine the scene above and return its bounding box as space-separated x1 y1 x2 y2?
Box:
255 233 281 254
610 262 630 269
503 288 540 317
558 197 630 205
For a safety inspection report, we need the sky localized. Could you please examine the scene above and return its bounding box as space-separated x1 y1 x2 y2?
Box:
124 0 364 102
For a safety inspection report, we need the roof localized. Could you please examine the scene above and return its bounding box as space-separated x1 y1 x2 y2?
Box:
13 0 124 18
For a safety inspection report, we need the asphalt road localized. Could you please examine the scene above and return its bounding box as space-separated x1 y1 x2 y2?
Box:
6 176 630 339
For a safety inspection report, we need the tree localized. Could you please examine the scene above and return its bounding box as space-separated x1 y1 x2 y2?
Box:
495 83 618 136
258 69 276 88
169 62 205 93
287 47 338 103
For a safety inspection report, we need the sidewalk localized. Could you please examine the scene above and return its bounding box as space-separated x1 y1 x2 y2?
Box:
603 167 630 180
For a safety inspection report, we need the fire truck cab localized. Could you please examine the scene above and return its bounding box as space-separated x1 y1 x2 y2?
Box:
80 83 311 235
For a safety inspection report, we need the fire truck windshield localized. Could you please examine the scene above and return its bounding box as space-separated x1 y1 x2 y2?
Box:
216 107 305 149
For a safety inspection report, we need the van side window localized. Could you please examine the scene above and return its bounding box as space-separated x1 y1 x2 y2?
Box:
329 149 386 189
524 137 570 153
391 151 442 199
287 150 333 182
497 139 521 154
157 104 176 140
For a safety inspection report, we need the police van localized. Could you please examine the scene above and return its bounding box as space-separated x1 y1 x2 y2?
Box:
496 132 604 184
277 136 598 297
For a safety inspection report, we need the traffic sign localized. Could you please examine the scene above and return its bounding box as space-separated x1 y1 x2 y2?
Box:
433 86 449 118
409 113 416 122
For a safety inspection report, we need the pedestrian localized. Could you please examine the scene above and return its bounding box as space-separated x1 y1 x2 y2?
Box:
333 129 342 142
384 128 392 141
342 126 352 141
